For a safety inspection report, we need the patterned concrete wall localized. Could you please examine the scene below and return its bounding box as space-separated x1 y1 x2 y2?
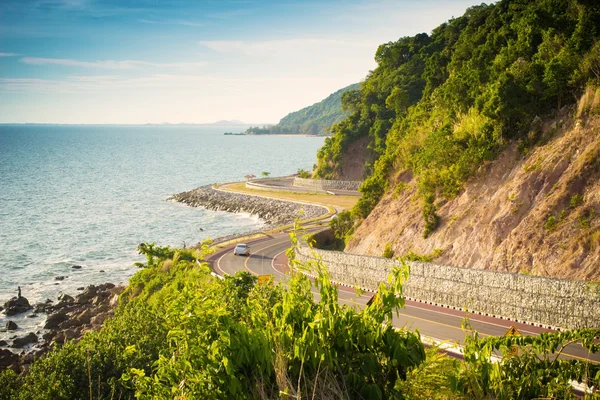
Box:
296 244 600 329
293 177 362 191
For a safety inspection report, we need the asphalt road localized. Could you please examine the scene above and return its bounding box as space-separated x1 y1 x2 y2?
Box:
207 231 600 364
248 176 362 196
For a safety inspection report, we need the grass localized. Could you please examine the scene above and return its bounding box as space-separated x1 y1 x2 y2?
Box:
220 182 359 209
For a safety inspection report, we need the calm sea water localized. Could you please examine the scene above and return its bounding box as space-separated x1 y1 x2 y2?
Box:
0 125 323 334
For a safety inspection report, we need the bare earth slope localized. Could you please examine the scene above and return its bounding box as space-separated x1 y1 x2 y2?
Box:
346 112 600 280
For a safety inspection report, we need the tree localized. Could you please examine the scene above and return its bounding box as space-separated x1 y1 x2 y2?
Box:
261 171 270 177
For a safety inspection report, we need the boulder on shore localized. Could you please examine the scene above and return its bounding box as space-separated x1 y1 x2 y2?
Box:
12 333 37 348
5 321 18 331
3 296 32 316
44 311 68 330
0 349 18 367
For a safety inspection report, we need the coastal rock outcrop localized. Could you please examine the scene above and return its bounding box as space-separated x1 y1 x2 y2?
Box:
0 282 124 374
170 185 327 225
3 296 32 316
5 321 18 331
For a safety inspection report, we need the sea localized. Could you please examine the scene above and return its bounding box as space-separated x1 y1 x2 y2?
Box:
0 124 324 336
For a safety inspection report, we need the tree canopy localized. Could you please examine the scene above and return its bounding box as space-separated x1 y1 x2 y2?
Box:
315 0 600 234
246 83 360 136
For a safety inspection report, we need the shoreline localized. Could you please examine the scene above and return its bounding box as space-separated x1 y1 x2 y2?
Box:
1 283 123 373
1 178 334 374
169 184 329 226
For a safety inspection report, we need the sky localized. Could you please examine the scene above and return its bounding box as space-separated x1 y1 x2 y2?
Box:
0 0 481 124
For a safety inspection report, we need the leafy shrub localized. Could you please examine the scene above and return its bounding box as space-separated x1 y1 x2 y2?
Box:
544 215 558 231
455 320 600 399
297 168 311 178
570 193 584 208
329 210 354 243
382 242 395 258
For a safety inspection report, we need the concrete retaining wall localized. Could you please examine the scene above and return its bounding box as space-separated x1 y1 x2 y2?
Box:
246 181 323 193
293 177 362 191
296 244 600 329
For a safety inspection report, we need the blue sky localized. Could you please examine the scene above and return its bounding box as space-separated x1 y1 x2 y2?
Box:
0 0 481 124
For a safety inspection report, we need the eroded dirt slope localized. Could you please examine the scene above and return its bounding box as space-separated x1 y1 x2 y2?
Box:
346 112 600 280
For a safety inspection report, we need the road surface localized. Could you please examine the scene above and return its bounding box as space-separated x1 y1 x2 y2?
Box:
206 230 600 364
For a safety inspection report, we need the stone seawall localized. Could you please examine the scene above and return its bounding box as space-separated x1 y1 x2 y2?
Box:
296 243 600 329
169 185 328 225
293 177 362 191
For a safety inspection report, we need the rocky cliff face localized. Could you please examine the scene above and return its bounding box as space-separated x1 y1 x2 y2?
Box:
346 110 600 280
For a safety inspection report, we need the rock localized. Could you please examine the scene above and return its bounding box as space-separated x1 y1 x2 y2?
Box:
99 270 105 273
74 309 94 325
0 306 3 312
77 287 84 291
26 313 38 319
12 332 37 348
20 363 31 374
75 285 98 304
0 340 7 346
0 348 19 367
44 311 68 329
52 331 65 344
90 312 109 327
54 276 67 281
5 321 18 331
3 296 32 316
20 352 34 364
58 293 74 303
63 328 78 341
45 299 53 304
58 318 79 330
33 303 48 313
72 265 82 269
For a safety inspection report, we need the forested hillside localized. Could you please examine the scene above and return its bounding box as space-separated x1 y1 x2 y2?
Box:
317 0 600 278
246 83 359 135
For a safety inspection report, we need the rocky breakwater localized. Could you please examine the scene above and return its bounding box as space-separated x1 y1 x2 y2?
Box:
170 185 328 225
0 283 123 374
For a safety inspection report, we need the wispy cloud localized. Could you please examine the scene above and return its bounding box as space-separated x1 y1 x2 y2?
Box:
0 53 18 57
0 73 350 94
138 19 204 27
198 38 378 57
20 57 207 70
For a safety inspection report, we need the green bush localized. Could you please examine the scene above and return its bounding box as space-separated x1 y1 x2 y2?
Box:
6 232 428 399
544 215 558 231
382 242 395 258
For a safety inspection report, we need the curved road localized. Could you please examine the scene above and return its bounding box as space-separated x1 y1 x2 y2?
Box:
207 231 600 364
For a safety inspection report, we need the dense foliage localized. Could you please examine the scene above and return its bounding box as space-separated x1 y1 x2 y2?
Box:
246 83 359 136
315 0 600 236
1 231 599 398
0 232 428 399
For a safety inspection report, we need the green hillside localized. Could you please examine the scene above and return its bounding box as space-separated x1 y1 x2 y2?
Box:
315 0 600 234
246 83 359 135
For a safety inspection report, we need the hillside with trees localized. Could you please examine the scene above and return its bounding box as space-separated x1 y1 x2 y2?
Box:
245 83 359 136
317 0 600 279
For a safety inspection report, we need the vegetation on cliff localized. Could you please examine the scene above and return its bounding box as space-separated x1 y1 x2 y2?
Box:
246 83 359 136
315 0 600 238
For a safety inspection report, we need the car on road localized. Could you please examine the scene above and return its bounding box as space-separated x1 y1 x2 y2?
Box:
233 243 250 256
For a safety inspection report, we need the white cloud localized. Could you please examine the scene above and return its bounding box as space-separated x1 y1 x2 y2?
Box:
138 19 204 27
0 53 18 57
20 57 207 70
198 38 378 57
